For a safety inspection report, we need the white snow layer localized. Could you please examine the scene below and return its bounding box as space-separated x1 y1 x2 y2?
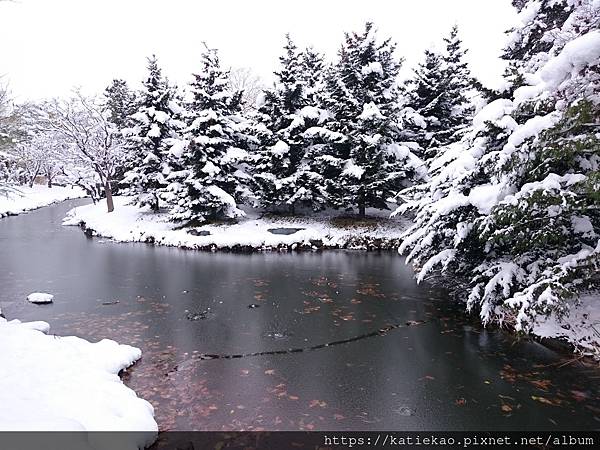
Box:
0 185 87 218
514 30 600 104
0 317 157 449
540 30 600 89
533 295 600 354
342 159 365 179
27 292 54 304
63 196 410 251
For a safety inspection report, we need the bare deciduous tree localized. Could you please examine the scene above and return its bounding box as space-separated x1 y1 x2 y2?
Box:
37 92 124 212
228 67 265 113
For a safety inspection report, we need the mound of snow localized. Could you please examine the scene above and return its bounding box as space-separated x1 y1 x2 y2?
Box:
27 293 54 304
0 317 157 449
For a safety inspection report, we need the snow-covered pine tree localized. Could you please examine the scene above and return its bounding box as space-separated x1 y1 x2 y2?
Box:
439 25 476 141
253 36 329 213
104 79 138 194
404 26 476 159
396 0 600 337
403 49 446 156
104 79 137 130
317 22 424 217
168 45 246 225
123 56 176 211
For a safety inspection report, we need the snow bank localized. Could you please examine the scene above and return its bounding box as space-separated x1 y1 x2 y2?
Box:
0 317 157 449
0 185 87 218
533 295 600 354
63 196 410 251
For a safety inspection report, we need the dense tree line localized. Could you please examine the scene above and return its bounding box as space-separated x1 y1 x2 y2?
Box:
114 23 475 222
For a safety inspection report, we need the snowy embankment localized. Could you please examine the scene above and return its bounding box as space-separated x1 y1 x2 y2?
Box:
0 317 157 449
63 196 410 251
0 185 87 218
533 295 600 355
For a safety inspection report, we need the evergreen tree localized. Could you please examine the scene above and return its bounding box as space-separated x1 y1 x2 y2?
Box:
104 79 137 130
123 56 176 211
405 25 476 158
404 49 446 155
104 79 138 194
317 22 424 217
396 0 600 336
440 25 475 137
168 45 246 225
253 36 329 213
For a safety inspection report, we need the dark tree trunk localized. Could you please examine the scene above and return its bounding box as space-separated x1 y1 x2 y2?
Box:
289 202 295 215
152 193 159 213
358 188 366 218
105 181 114 213
47 177 53 188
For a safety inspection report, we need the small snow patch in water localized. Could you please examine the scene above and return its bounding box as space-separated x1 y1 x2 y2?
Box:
27 293 54 304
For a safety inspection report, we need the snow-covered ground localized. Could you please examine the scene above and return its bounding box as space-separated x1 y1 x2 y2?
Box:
0 184 87 218
0 316 157 450
63 196 410 251
533 294 600 355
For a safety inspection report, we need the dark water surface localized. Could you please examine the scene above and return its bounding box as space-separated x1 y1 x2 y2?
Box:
1 200 599 431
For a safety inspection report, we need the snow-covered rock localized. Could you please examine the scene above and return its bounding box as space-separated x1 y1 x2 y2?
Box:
27 293 54 304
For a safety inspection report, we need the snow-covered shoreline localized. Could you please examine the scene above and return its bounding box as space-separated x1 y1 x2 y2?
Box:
63 196 411 251
0 317 157 449
0 185 87 218
532 294 600 356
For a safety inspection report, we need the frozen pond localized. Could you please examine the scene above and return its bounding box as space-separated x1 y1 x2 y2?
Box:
1 199 600 431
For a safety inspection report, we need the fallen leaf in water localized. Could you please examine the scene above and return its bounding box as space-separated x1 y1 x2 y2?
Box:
501 404 512 413
570 390 588 402
309 400 327 408
241 369 249 376
531 395 560 406
334 414 345 420
424 375 435 381
264 369 275 375
455 398 467 406
530 379 552 390
288 395 299 401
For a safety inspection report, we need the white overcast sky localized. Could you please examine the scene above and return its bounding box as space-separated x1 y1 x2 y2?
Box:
0 0 519 101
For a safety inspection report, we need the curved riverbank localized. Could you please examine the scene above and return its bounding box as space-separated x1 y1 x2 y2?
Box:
0 185 86 218
63 196 410 252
